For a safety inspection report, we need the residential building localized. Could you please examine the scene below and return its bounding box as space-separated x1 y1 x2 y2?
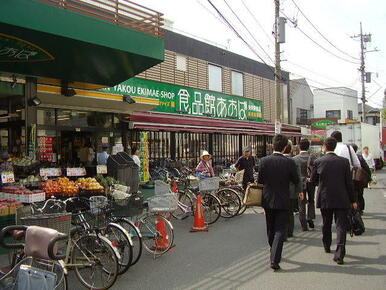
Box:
313 87 359 123
289 78 313 125
358 103 381 125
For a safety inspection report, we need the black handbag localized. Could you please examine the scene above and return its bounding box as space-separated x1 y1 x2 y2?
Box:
348 209 365 237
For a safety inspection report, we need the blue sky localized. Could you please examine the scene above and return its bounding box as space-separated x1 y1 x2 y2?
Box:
140 0 385 108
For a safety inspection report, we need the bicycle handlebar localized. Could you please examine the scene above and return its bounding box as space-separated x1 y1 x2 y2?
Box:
0 225 28 249
47 233 68 260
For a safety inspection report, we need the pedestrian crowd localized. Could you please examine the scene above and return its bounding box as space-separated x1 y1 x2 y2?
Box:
193 131 374 271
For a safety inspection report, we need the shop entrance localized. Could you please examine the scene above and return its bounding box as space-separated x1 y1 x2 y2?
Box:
60 131 94 167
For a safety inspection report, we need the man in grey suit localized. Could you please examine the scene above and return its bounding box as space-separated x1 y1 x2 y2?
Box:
310 137 358 265
293 139 317 231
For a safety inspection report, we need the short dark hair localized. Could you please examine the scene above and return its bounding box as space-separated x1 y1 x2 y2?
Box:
330 131 342 142
273 134 289 152
283 142 292 154
351 144 358 153
131 146 138 155
324 137 337 151
299 138 310 151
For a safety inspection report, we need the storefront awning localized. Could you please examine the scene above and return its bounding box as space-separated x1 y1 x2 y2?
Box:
130 112 302 136
0 0 164 88
37 84 159 114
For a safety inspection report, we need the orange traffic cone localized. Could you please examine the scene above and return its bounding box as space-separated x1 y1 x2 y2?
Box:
155 218 170 251
190 195 209 232
172 180 178 193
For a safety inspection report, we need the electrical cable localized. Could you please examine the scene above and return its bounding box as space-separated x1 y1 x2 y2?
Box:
206 0 278 79
290 0 360 61
280 10 360 65
223 0 274 63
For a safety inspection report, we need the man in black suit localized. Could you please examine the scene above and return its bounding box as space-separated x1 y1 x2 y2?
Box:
258 134 300 271
310 137 358 265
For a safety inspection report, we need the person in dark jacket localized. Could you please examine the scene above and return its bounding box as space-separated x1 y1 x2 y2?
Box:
235 146 255 189
310 137 358 265
351 144 371 213
258 134 300 271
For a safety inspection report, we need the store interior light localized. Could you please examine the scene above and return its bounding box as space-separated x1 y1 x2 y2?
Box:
28 97 41 106
123 95 136 104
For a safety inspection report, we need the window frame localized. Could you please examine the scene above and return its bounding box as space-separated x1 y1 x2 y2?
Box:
326 110 341 119
208 64 223 92
231 70 244 96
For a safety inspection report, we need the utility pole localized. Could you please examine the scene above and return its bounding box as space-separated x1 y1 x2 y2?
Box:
359 22 366 122
274 0 281 124
353 22 374 122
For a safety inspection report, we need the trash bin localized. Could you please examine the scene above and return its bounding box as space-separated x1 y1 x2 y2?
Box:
107 152 139 194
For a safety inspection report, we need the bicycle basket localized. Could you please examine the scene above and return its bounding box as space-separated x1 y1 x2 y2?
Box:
199 177 220 192
147 194 178 213
90 196 108 214
20 213 72 235
154 180 171 196
234 170 245 184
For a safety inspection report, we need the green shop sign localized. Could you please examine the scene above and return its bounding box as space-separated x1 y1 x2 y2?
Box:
101 78 263 122
311 120 336 129
0 33 54 63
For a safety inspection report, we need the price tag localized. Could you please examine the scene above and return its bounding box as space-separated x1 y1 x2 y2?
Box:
1 171 15 183
97 165 107 174
40 168 62 177
66 167 86 177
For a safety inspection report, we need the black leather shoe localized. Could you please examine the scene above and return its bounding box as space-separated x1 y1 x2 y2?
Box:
308 220 315 229
324 247 331 253
333 257 344 265
270 263 281 271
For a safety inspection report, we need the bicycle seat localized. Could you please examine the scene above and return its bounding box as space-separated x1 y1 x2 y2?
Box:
12 230 25 241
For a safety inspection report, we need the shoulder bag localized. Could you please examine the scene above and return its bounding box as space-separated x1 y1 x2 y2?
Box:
347 145 370 187
243 184 263 206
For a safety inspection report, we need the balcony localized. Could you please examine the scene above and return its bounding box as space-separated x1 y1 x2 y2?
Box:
0 0 165 87
39 0 164 38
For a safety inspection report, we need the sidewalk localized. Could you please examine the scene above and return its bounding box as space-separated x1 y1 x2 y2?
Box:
182 170 386 290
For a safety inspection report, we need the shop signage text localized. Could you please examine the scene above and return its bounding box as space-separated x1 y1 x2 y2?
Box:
310 119 337 130
101 78 263 122
0 33 54 63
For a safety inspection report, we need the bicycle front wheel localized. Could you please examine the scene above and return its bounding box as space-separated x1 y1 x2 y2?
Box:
115 218 143 266
104 223 133 275
216 188 242 218
138 214 174 256
201 194 221 225
72 234 119 290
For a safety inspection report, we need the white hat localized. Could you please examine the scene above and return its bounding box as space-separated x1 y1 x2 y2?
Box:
200 150 211 158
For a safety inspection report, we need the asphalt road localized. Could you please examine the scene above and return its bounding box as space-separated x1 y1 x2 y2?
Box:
107 170 386 290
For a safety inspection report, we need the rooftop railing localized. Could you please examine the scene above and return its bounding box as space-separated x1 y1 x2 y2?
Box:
39 0 164 38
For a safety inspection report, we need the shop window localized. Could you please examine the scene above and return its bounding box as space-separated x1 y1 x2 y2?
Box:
176 55 187 72
208 64 222 92
326 110 341 119
231 71 244 96
37 108 55 125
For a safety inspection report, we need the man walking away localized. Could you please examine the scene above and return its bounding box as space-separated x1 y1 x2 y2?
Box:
293 139 317 231
258 135 300 271
235 146 255 189
352 144 371 214
283 142 302 240
331 131 361 168
310 137 357 265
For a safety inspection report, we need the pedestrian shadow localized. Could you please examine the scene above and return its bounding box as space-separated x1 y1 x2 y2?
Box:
359 227 386 237
288 235 379 247
283 255 386 276
362 212 386 222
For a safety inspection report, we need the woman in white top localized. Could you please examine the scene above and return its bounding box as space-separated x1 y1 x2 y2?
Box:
362 146 375 170
131 147 141 168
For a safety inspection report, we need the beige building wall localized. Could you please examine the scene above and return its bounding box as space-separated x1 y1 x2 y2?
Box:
136 50 279 122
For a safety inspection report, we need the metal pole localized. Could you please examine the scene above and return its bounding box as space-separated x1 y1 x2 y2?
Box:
275 0 281 123
360 22 366 122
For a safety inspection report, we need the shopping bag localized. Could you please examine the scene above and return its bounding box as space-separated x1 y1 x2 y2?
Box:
243 184 262 206
348 209 365 237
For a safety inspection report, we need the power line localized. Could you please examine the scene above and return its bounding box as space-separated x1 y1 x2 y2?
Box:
223 0 274 64
206 0 278 79
290 0 360 61
280 10 360 65
240 0 275 45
